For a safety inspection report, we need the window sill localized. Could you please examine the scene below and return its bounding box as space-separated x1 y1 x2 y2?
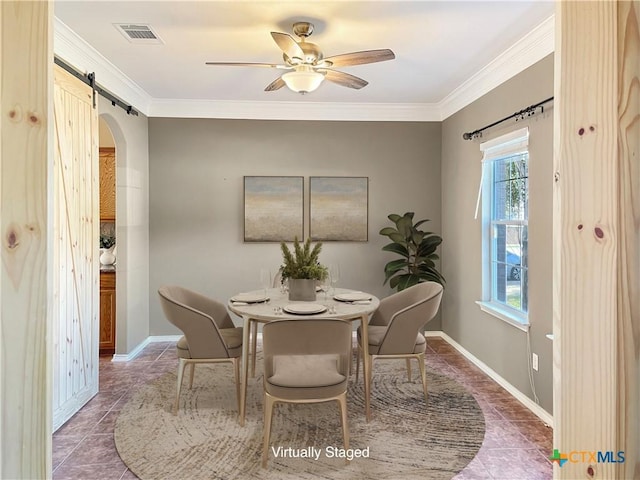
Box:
475 301 530 332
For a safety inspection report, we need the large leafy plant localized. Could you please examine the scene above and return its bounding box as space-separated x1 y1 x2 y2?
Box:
380 212 445 291
280 237 328 281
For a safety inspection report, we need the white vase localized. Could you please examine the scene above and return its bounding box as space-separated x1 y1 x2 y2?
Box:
100 246 116 265
288 278 317 301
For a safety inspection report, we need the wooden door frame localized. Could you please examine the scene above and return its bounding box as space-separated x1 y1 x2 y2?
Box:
0 2 52 478
553 2 640 478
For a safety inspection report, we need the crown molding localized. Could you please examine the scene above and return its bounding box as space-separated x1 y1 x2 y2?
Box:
148 98 441 121
53 17 152 115
438 14 555 121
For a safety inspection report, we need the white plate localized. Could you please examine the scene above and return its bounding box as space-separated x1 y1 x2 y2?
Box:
334 292 372 302
231 293 269 303
283 303 327 315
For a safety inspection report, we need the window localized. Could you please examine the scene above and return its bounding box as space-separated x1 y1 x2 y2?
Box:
477 128 529 329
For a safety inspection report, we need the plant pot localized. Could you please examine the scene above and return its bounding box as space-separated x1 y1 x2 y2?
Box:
288 278 317 301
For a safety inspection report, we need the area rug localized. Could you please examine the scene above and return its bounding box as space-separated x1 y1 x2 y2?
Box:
114 359 485 480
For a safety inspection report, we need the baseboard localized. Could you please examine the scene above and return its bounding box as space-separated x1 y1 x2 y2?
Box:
425 330 554 427
112 337 151 362
111 337 151 362
111 335 182 362
148 335 182 343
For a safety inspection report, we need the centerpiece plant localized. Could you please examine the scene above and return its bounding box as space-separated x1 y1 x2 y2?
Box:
280 237 328 281
280 237 328 301
380 212 445 291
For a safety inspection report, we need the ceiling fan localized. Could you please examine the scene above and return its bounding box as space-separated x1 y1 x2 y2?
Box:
205 22 395 94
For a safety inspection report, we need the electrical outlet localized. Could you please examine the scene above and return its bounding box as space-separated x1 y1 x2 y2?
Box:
532 353 539 371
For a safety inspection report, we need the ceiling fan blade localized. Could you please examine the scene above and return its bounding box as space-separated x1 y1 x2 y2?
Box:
270 32 305 61
205 62 287 69
264 76 286 92
322 70 368 90
323 49 395 67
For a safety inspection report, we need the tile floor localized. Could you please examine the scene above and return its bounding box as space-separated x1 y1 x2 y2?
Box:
52 337 553 479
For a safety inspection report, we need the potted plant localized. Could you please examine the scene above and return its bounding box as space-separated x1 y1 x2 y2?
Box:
380 212 445 291
280 237 328 301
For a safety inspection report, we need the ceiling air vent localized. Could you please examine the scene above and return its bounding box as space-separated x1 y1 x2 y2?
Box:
114 24 163 44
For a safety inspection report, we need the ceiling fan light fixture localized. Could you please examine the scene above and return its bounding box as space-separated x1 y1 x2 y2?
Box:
282 66 324 94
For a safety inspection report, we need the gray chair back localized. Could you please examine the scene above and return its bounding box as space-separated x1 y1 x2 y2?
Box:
373 282 443 355
263 318 352 392
158 285 231 359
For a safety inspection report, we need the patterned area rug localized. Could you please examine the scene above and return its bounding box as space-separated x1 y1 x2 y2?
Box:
115 359 485 480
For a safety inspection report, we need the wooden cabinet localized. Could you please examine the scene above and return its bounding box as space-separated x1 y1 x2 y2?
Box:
99 147 116 221
99 271 116 354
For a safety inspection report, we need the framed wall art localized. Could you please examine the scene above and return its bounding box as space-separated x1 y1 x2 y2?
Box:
244 176 304 242
309 176 368 242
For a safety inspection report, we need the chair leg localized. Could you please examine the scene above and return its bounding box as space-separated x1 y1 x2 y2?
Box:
251 321 258 377
188 363 196 389
355 343 361 382
337 394 350 464
417 353 428 405
365 354 373 421
262 394 276 468
174 358 187 415
406 358 412 382
233 358 241 413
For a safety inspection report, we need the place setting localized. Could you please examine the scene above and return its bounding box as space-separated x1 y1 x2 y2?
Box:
281 303 327 315
229 292 270 306
230 268 273 305
332 291 373 305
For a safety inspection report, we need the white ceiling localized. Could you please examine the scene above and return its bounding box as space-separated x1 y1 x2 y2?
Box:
54 1 555 119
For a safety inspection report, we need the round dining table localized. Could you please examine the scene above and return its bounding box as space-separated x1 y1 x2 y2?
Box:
228 287 380 425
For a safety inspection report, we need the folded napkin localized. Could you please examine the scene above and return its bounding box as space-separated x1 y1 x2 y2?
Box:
352 300 372 305
230 301 249 305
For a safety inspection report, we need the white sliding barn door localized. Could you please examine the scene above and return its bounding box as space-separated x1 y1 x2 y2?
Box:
52 65 99 430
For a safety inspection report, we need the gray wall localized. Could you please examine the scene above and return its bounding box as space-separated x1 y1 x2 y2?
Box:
148 119 442 335
441 54 554 413
99 98 150 355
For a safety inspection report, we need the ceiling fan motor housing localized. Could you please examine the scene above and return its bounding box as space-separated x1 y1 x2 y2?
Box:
284 42 323 65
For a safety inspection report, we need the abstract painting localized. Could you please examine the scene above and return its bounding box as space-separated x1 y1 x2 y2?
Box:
310 177 368 242
244 176 303 242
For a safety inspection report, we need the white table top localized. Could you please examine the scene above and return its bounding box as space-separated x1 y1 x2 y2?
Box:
228 287 379 321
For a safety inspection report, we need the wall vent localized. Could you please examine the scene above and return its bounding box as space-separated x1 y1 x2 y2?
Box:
114 24 163 44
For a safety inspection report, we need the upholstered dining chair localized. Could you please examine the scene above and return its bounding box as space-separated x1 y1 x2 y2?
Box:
355 281 443 414
261 318 352 467
158 285 243 415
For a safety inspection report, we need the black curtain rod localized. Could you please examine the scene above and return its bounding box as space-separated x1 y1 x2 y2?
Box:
54 56 139 116
462 96 553 140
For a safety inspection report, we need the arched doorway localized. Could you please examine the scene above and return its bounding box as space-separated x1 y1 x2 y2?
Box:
98 118 117 355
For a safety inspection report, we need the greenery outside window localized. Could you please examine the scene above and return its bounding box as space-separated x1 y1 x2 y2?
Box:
477 128 529 329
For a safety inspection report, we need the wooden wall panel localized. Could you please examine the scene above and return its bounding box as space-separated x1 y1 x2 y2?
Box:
616 3 640 477
52 64 99 431
554 1 640 478
0 2 51 478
